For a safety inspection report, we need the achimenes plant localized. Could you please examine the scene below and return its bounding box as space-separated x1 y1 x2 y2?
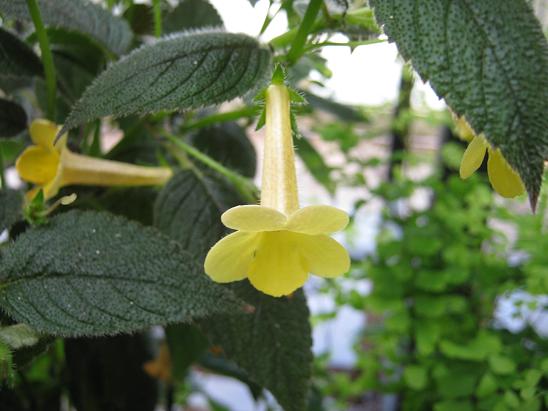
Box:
0 0 547 410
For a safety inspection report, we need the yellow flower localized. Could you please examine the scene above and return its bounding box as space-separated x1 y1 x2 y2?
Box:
457 118 525 198
204 83 350 297
16 119 173 200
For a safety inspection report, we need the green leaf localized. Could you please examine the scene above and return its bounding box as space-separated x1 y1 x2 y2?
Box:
0 27 42 79
200 283 313 411
0 98 27 138
415 320 441 356
154 169 241 259
62 32 272 133
190 122 257 178
371 0 548 206
404 365 428 390
164 0 224 33
489 355 517 375
65 334 158 411
0 0 132 55
123 4 154 36
0 210 243 337
477 372 499 398
0 190 23 232
166 323 208 381
440 332 501 361
434 400 473 411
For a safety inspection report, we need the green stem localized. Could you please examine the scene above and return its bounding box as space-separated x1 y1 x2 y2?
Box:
26 0 56 121
286 0 323 64
304 38 386 52
152 0 162 38
162 132 258 203
181 106 257 132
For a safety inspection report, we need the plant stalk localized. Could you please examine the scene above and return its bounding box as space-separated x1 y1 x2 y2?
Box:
162 132 257 203
286 0 323 64
152 0 162 38
26 0 57 121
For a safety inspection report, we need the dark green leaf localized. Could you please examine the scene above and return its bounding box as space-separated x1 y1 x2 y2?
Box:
0 0 132 55
65 334 157 411
154 169 241 259
164 0 223 33
200 283 313 411
62 32 271 133
0 210 243 337
371 0 548 205
294 135 336 194
0 27 42 79
190 122 257 178
89 187 158 226
123 4 154 36
0 99 27 138
166 323 208 381
0 190 23 232
106 117 162 165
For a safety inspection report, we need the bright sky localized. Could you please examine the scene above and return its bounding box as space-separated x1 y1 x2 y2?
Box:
209 0 446 109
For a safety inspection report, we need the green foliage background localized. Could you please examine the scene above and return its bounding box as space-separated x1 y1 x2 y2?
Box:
0 0 546 410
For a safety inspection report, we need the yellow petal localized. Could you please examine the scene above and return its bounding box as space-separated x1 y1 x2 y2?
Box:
29 119 58 149
460 136 487 179
248 231 308 297
221 205 287 232
286 205 349 235
299 234 350 278
29 119 67 153
204 231 259 283
15 146 59 185
453 116 475 143
487 149 525 198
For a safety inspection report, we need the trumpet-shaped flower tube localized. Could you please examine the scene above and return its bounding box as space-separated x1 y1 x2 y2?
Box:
456 118 524 198
205 83 350 297
16 119 173 200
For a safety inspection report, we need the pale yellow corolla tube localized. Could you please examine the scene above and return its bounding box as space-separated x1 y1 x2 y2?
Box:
204 83 350 297
16 119 173 200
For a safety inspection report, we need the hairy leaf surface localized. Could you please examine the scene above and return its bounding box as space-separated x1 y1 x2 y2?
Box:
62 32 271 133
190 123 257 178
0 189 23 232
0 211 243 337
371 0 548 205
0 99 27 138
0 0 132 55
0 27 42 79
201 283 313 411
154 170 241 259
